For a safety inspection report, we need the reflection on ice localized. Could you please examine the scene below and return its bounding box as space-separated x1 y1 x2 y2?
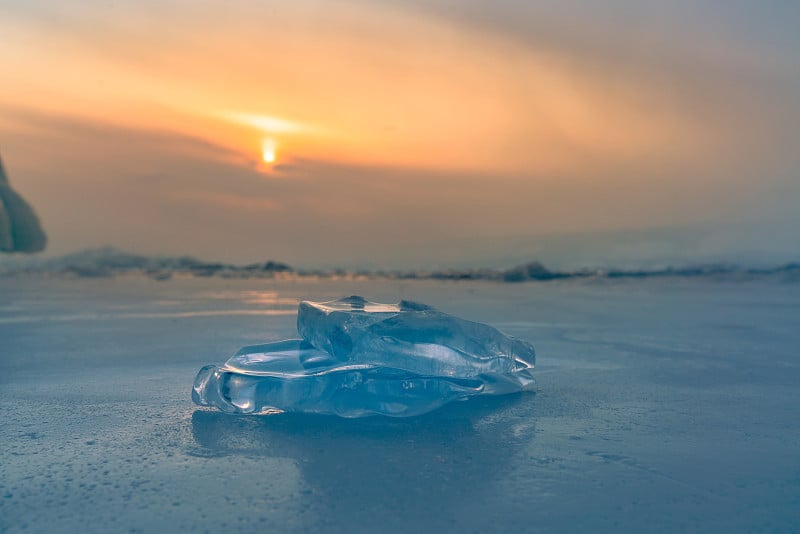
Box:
190 393 536 526
0 308 295 324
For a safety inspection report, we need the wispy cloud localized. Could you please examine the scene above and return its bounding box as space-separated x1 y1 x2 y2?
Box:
213 110 324 136
0 1 798 265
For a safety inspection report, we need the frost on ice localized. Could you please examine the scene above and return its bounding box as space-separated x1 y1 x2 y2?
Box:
192 296 535 417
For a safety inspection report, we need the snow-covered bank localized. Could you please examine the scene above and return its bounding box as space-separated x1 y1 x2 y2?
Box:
2 246 799 283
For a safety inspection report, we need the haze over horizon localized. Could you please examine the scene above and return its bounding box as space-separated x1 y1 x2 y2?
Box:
1 1 798 268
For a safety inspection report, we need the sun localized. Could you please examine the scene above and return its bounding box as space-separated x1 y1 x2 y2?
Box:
262 138 277 164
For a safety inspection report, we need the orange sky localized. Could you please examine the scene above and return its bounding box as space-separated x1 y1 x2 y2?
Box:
1 1 798 267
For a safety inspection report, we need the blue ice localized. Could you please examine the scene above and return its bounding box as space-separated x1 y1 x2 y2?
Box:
192 296 535 417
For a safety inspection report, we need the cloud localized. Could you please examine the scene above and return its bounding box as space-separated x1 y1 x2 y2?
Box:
214 110 324 136
0 2 798 266
172 190 282 213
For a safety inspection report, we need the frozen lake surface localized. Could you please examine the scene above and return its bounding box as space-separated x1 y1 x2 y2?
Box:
1 275 799 532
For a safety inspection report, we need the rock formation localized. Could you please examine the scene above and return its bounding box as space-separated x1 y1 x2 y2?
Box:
0 155 46 253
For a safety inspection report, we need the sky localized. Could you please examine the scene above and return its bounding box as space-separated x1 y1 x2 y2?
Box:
0 0 798 268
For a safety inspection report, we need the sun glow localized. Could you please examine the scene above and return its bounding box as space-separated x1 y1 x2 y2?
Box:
217 110 314 134
262 138 276 164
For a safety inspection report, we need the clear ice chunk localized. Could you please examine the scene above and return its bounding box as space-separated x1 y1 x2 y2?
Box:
297 296 535 393
192 297 535 417
192 340 486 417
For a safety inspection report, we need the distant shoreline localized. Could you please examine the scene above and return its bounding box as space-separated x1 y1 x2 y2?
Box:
1 247 798 283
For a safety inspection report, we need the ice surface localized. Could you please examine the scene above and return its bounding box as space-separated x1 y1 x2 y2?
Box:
192 296 535 416
4 276 800 532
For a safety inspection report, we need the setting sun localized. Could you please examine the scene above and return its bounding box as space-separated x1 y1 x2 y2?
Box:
262 138 277 164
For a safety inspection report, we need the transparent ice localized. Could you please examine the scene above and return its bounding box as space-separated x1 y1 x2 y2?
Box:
192 296 535 417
